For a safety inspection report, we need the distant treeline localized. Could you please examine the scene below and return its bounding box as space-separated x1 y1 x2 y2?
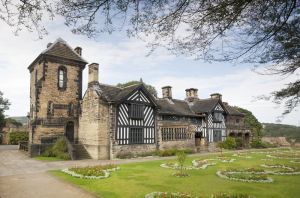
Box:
262 123 300 142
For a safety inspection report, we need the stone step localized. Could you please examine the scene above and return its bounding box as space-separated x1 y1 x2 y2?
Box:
72 144 91 160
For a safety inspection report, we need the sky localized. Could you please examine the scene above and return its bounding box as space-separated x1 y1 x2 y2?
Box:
0 18 299 126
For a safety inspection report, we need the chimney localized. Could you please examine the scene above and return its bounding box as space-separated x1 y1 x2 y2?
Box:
185 88 199 102
47 43 52 48
211 93 222 101
88 63 99 84
162 86 172 99
74 47 82 56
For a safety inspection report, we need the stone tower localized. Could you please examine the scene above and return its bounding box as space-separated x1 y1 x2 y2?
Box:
28 38 87 156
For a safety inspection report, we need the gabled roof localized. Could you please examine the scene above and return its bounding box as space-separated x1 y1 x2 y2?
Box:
28 38 88 70
190 98 221 113
91 82 157 106
224 104 244 116
156 98 200 117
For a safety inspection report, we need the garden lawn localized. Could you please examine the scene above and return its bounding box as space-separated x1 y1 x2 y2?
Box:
34 156 68 161
51 148 300 198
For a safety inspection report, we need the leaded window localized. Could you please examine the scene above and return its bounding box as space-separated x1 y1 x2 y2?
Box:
129 127 144 144
58 66 67 90
129 104 144 119
213 112 223 122
47 101 54 117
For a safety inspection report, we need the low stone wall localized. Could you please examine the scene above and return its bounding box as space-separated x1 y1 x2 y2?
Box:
159 139 195 150
113 144 157 158
28 143 54 157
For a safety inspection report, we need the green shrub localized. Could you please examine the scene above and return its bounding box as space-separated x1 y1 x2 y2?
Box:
176 150 187 176
235 137 243 148
156 148 194 157
9 131 28 145
69 165 117 177
41 137 70 160
250 138 275 148
221 137 237 150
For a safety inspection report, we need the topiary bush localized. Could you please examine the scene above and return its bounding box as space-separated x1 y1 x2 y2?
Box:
250 138 275 148
9 131 29 145
156 148 194 157
42 137 70 160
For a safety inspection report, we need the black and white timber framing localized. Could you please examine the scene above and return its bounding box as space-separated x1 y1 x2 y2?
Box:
116 89 156 145
205 103 226 142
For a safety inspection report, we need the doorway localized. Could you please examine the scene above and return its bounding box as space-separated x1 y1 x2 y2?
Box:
66 121 74 143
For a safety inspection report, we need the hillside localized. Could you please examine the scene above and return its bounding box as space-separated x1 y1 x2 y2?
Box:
9 116 28 126
262 123 300 142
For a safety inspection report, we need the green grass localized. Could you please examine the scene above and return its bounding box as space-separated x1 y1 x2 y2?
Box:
34 156 68 161
51 148 300 198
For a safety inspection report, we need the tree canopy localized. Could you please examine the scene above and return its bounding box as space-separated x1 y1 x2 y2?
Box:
0 91 10 129
237 107 263 138
1 0 299 116
116 80 158 97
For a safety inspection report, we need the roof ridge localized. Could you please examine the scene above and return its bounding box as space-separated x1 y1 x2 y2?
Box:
98 83 122 89
41 38 88 63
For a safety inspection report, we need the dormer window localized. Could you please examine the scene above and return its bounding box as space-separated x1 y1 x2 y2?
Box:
58 66 67 90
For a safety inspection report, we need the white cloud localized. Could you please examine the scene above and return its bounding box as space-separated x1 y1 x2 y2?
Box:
0 20 299 126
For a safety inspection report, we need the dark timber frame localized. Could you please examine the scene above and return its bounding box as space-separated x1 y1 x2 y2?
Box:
116 87 156 145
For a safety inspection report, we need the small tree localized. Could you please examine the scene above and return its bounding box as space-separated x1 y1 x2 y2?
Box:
217 141 225 157
176 150 187 176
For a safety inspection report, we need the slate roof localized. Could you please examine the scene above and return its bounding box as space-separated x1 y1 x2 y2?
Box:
190 98 220 113
156 98 200 117
28 38 87 70
91 82 154 104
41 38 88 63
224 104 244 116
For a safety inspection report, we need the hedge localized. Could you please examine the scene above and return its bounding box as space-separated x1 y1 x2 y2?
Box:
9 131 29 145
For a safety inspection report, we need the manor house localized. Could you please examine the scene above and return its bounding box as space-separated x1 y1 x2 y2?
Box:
28 38 251 159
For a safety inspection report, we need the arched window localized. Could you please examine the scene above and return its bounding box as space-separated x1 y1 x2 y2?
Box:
58 66 67 90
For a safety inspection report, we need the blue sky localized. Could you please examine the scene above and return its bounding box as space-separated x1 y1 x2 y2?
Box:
0 18 299 125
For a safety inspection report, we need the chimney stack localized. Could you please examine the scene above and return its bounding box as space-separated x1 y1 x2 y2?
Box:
88 63 99 84
185 88 199 102
162 86 172 99
47 43 52 48
210 93 222 101
74 47 82 56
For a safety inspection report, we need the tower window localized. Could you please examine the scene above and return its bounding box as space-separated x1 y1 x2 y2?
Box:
47 101 54 116
58 66 67 90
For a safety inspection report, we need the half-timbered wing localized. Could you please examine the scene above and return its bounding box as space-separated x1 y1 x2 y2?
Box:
116 85 157 145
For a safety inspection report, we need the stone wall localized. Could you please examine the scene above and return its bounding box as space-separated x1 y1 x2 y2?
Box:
78 88 100 159
78 88 111 159
113 144 157 158
29 59 84 144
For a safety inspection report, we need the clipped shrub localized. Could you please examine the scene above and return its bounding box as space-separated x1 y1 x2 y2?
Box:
235 137 243 148
42 137 70 160
9 131 29 145
116 152 135 159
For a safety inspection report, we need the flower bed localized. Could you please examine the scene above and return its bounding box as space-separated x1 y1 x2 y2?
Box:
266 154 300 160
145 192 192 198
61 165 120 179
260 164 300 175
216 170 273 183
232 153 252 159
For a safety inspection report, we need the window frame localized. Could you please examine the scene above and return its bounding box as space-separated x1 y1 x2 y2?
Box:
57 66 67 90
128 103 144 120
129 127 144 144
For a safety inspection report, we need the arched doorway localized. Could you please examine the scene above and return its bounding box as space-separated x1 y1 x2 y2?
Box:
195 132 202 146
66 121 74 143
245 133 250 147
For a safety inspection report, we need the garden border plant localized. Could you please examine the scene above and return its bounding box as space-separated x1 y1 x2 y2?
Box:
61 165 120 179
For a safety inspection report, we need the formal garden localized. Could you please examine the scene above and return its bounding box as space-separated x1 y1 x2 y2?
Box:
51 147 300 198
